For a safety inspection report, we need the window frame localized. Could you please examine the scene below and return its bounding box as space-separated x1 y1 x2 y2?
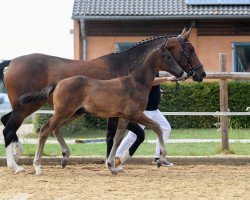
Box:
232 42 250 72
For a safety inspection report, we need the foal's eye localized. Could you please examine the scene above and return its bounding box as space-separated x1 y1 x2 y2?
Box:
189 48 195 53
162 54 166 57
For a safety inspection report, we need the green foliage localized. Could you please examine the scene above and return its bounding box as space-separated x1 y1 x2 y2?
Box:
160 81 250 128
33 104 89 135
33 81 250 132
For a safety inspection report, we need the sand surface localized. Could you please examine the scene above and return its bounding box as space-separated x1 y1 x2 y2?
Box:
0 164 249 200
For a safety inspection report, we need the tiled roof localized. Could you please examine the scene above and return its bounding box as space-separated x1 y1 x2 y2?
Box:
72 0 250 19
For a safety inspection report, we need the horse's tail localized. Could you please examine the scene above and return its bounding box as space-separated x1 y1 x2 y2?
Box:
0 60 11 86
19 83 57 104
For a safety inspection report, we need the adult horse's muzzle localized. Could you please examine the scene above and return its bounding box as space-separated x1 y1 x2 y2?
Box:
191 65 206 82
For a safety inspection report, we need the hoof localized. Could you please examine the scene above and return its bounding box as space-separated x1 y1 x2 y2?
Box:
110 169 118 175
61 159 68 168
36 171 43 176
157 160 162 168
34 165 42 175
15 166 25 174
114 165 127 174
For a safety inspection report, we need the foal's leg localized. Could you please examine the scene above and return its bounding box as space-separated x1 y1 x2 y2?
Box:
52 115 83 168
53 128 70 168
33 121 51 175
33 117 63 175
107 118 128 175
132 113 166 168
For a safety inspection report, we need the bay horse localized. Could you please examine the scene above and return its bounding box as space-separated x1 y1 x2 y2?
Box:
0 28 206 173
19 43 184 175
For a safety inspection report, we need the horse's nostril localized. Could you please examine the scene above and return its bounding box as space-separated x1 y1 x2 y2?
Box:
202 72 206 77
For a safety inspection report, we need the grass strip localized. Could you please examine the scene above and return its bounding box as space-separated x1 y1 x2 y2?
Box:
0 142 249 157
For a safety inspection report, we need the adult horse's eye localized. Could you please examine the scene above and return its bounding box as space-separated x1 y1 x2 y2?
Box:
162 54 166 57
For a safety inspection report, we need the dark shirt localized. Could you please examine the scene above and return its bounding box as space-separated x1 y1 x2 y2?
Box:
146 85 161 111
146 73 160 111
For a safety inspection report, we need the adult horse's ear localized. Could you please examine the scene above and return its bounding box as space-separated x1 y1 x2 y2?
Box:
182 28 192 41
180 28 187 36
160 44 165 52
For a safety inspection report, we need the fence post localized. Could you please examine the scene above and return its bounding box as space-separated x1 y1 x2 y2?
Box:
219 53 229 151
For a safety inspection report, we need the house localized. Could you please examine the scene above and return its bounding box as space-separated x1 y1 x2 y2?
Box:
71 0 250 72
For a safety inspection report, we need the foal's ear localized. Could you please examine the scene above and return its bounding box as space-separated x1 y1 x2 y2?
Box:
160 39 168 52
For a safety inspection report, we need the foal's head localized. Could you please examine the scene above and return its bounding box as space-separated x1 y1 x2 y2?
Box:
167 28 206 82
154 43 184 79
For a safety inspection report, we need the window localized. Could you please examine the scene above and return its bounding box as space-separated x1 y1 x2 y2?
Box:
115 43 135 53
232 43 250 72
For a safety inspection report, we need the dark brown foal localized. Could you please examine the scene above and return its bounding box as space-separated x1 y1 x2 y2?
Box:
19 44 184 175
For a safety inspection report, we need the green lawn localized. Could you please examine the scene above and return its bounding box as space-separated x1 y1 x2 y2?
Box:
0 128 249 157
0 142 249 157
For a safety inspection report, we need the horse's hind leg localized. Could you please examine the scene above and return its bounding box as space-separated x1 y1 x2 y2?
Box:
53 128 70 168
4 110 25 173
132 113 166 168
107 118 128 175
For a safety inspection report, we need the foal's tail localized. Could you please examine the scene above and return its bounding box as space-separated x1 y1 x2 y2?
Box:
19 83 57 104
0 60 11 87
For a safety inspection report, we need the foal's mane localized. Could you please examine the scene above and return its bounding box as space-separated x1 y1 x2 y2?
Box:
115 34 177 54
128 38 171 73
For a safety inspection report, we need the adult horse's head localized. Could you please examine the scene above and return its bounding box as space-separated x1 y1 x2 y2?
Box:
166 28 206 82
155 43 184 79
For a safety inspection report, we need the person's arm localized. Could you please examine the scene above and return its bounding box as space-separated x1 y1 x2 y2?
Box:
153 76 177 86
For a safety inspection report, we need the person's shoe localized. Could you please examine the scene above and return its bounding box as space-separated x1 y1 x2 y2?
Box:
152 158 174 167
115 150 131 167
115 156 122 167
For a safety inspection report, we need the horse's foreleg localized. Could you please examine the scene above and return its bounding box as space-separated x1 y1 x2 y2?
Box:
132 113 166 168
107 118 128 175
53 128 70 168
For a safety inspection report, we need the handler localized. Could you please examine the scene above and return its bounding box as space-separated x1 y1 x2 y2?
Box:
106 74 176 167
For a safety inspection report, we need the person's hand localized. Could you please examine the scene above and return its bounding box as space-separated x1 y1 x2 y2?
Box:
165 76 178 82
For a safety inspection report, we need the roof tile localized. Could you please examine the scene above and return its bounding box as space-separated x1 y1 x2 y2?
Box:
72 0 250 19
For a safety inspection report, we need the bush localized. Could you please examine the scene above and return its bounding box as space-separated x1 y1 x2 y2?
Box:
33 81 250 132
160 80 250 129
33 104 107 134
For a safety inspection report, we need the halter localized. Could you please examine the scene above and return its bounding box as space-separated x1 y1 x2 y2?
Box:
178 35 203 77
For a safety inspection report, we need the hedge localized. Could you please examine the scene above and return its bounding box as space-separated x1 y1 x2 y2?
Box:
160 81 250 129
33 81 250 133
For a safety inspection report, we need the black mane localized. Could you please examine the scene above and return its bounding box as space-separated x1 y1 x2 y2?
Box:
116 34 177 54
